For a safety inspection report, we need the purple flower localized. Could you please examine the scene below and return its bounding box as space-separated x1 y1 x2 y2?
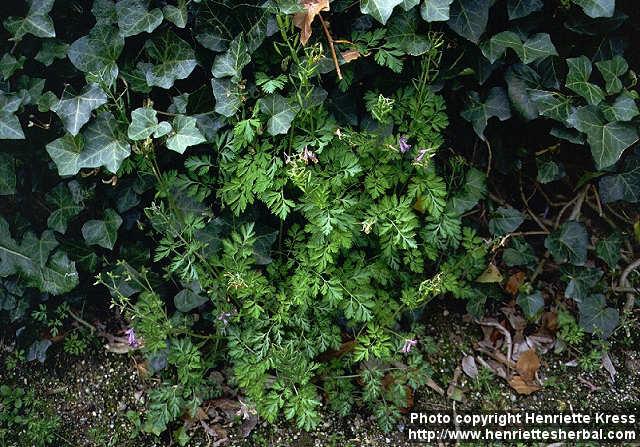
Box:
414 148 428 163
401 338 418 354
125 328 139 347
301 146 318 164
399 136 411 153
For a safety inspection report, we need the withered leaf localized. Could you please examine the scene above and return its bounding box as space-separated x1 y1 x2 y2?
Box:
515 349 540 381
508 375 541 395
293 0 330 46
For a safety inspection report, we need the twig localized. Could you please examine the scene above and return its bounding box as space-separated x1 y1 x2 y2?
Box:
620 258 640 313
485 139 492 177
590 184 603 217
569 185 589 221
474 319 513 375
519 176 550 233
318 14 342 80
68 309 96 333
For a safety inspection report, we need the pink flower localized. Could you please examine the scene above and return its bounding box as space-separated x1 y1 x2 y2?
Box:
401 338 418 354
125 328 139 347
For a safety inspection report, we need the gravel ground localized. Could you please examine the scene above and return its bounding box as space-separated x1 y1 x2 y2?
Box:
1 307 638 447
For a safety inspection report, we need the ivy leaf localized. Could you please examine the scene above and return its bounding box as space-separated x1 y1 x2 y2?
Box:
447 0 492 43
544 220 588 266
163 4 188 28
0 218 78 295
0 54 26 80
360 0 404 25
0 153 16 195
562 265 603 301
68 25 124 88
596 233 622 268
578 294 618 339
598 148 639 203
536 159 565 183
141 32 198 89
128 107 166 140
92 0 118 24
567 105 638 169
26 339 52 363
80 112 131 174
571 0 615 18
46 133 85 176
507 0 542 19
260 94 300 136
174 289 208 312
211 35 250 81
387 10 432 56
565 56 605 105
0 112 25 140
529 89 574 122
3 0 56 40
517 291 544 318
515 34 558 64
402 0 421 9
505 64 540 121
166 115 206 154
211 78 242 117
481 31 521 64
595 56 627 95
503 237 537 267
52 84 108 136
115 0 164 37
460 87 511 140
488 206 524 236
603 92 639 122
46 182 83 234
420 0 454 22
81 208 122 250
35 39 68 66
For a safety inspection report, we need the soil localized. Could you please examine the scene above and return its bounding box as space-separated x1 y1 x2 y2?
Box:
1 302 638 447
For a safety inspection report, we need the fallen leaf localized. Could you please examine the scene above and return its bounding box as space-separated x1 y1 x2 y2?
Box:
241 413 259 437
476 263 503 283
508 375 541 395
505 271 526 296
484 358 507 379
526 335 555 354
341 49 360 63
293 0 330 46
515 349 540 381
461 355 478 379
539 311 559 335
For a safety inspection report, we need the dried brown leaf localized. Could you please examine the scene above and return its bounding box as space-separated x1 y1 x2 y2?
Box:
515 349 540 381
505 271 526 296
508 375 541 395
293 0 330 46
341 49 360 62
